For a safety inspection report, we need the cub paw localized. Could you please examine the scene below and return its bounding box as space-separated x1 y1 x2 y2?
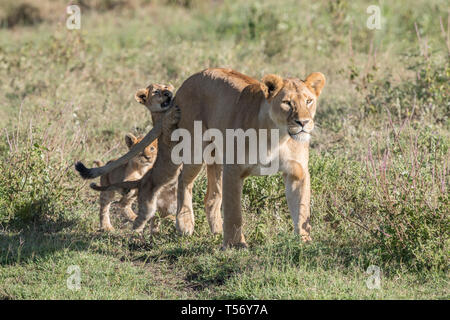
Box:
132 217 147 233
123 208 138 221
301 234 312 243
166 105 181 126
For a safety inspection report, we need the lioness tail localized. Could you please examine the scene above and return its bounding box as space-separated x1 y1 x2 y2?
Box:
75 121 163 180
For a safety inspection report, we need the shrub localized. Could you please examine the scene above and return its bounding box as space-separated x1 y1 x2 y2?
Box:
360 53 449 123
364 126 449 271
0 128 79 231
310 114 449 272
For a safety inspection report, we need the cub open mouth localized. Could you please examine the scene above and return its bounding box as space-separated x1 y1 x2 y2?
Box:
161 97 171 108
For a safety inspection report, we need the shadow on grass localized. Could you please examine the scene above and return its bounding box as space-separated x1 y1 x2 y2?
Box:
0 231 91 266
0 220 384 295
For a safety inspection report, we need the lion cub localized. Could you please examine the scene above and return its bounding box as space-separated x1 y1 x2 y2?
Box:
94 134 158 231
91 83 178 232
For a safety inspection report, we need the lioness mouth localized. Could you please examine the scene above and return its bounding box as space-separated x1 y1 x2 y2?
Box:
289 128 310 142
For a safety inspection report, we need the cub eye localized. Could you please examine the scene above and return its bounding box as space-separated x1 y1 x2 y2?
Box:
150 147 155 151
153 90 160 95
306 99 313 106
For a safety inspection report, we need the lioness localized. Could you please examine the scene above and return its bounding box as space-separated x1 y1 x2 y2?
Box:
76 68 325 249
92 134 158 231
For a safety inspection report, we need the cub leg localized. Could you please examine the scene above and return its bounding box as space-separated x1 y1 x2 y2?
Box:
283 171 312 242
117 189 138 221
176 163 203 236
148 215 160 234
133 161 182 232
222 166 247 249
133 105 182 232
205 163 223 234
133 174 159 232
149 182 178 234
99 190 115 231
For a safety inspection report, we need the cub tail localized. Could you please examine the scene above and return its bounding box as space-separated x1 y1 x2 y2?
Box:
89 180 141 192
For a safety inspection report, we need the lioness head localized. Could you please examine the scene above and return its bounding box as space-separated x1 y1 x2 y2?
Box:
262 72 326 143
125 133 158 168
134 83 175 113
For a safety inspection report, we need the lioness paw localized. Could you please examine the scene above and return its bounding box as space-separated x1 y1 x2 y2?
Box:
220 242 248 251
100 225 115 232
176 212 194 236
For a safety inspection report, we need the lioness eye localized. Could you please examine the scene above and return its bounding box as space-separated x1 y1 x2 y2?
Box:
282 100 292 107
306 99 313 105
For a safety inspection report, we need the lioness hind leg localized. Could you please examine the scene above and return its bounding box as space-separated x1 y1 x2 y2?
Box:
176 164 203 236
205 164 223 234
117 189 138 221
99 190 115 231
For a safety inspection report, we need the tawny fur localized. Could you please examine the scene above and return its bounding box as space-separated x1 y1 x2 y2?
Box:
86 84 179 232
92 134 158 231
77 69 326 249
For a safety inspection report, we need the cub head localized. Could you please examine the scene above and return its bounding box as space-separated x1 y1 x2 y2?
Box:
262 72 326 143
125 133 158 168
135 83 175 113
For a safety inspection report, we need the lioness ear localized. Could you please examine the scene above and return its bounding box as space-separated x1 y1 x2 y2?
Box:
304 72 326 97
125 133 137 149
261 74 284 99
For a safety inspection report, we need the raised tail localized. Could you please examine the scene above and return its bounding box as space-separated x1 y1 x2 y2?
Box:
90 180 141 192
75 121 163 180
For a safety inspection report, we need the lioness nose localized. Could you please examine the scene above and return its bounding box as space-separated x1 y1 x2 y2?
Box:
295 119 310 127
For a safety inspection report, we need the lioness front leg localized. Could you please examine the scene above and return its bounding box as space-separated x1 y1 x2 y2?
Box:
222 167 247 249
283 171 312 242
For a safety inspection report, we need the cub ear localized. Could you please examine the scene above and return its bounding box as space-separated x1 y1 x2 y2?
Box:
135 87 149 104
167 84 175 92
150 139 158 150
125 133 137 149
304 72 326 97
261 74 284 99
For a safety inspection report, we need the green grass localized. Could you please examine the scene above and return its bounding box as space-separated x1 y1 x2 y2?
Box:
0 0 449 299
